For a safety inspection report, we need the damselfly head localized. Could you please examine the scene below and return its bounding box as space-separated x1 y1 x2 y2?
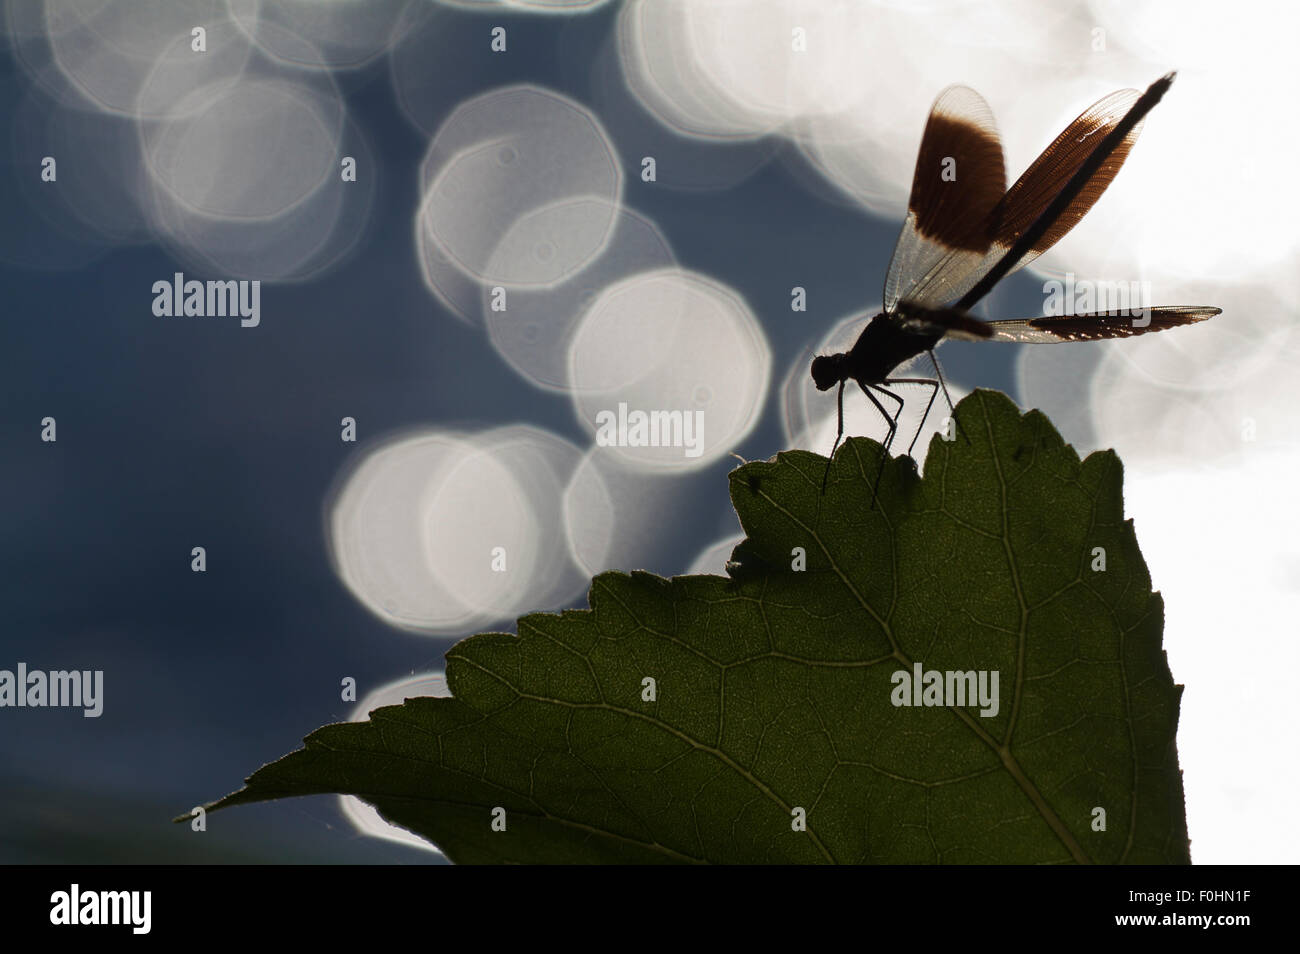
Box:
810 354 843 391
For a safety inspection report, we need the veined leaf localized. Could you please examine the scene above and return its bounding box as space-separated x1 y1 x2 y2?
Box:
190 390 1188 864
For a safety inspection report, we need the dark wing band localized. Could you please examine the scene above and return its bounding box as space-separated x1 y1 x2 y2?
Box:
883 85 1006 311
984 305 1221 343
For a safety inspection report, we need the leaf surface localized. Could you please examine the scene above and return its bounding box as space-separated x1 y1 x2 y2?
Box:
194 390 1189 864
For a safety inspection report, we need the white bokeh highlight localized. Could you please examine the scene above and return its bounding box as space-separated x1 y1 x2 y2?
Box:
339 671 450 856
685 532 745 577
416 85 623 293
568 268 771 471
618 0 1300 289
329 426 588 635
226 0 413 71
483 202 677 391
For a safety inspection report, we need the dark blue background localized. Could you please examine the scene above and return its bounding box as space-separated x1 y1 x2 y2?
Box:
0 5 1027 862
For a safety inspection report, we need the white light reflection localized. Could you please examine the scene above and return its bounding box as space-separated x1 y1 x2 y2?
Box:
483 201 676 391
1018 285 1299 466
589 34 778 193
619 0 1300 288
617 0 785 140
226 0 413 71
339 671 450 856
136 48 375 281
502 0 613 10
10 0 237 117
1125 450 1300 865
423 425 588 620
2 4 374 281
141 76 342 220
416 85 622 289
328 425 588 635
328 429 480 634
685 532 745 577
567 268 771 471
429 0 612 11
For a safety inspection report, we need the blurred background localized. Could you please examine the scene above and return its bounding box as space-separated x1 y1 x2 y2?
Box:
0 0 1295 864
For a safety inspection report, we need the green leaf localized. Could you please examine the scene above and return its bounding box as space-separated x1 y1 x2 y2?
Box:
189 390 1188 863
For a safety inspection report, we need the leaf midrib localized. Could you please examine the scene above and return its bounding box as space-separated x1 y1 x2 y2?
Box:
749 392 1089 863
